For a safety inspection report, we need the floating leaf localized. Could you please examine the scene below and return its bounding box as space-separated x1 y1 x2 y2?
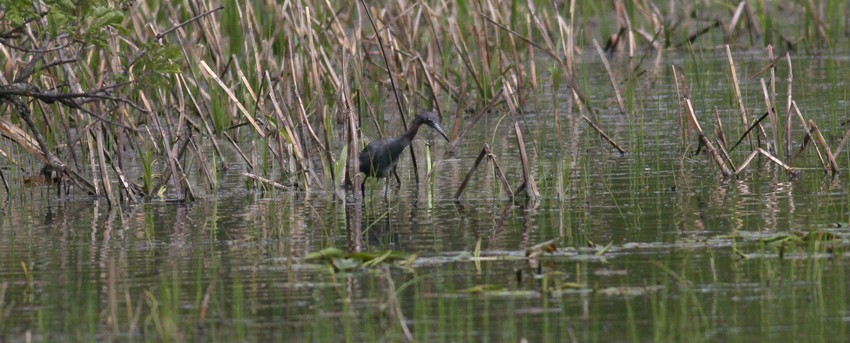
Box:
362 251 394 267
348 251 408 263
332 258 361 271
559 282 585 289
458 284 505 294
798 231 837 243
304 247 345 261
397 253 418 267
526 237 559 258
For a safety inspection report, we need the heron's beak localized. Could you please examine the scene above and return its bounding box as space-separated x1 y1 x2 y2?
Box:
429 122 451 142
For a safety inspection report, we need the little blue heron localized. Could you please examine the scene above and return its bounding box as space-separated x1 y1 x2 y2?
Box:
359 111 451 196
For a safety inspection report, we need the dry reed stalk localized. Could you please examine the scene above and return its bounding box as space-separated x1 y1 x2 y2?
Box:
742 2 762 42
242 172 288 190
187 136 215 191
422 64 462 102
735 149 759 174
106 144 139 202
172 141 195 200
487 149 513 200
456 87 505 143
808 120 839 176
341 53 360 200
503 82 539 199
747 55 784 80
454 146 489 201
240 3 261 80
95 123 115 206
760 78 778 152
767 46 778 153
566 0 576 75
593 39 627 116
360 0 420 183
714 107 728 149
234 66 258 112
415 54 446 125
0 117 49 163
580 115 626 154
448 20 484 98
223 131 253 170
198 282 215 323
85 128 100 195
472 3 492 86
672 66 685 140
684 98 733 177
716 138 737 171
287 40 327 153
831 126 850 159
614 0 635 57
729 111 770 152
179 74 226 168
728 2 746 34
0 161 9 195
735 148 795 175
726 45 751 148
785 52 793 160
147 105 182 199
505 22 525 108
650 14 665 81
305 8 337 188
789 101 826 168
528 13 539 89
319 106 336 187
198 61 266 138
175 76 213 191
757 148 795 174
250 140 258 176
266 73 309 190
454 144 513 202
482 12 592 113
382 267 414 343
804 0 830 44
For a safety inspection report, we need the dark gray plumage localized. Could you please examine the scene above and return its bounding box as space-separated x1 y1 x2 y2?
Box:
359 111 450 195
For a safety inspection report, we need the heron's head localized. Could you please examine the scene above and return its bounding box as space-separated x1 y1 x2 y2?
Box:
419 111 450 142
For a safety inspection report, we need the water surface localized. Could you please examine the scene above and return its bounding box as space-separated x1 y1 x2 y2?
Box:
2 51 850 342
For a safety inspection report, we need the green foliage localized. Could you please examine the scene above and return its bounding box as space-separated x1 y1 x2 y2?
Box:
140 143 156 196
81 5 125 46
4 0 126 48
2 0 42 26
129 43 183 87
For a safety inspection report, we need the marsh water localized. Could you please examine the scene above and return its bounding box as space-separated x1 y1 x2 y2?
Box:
2 50 850 342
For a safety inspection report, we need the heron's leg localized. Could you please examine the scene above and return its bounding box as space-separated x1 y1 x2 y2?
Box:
361 175 368 199
393 167 401 186
384 178 389 199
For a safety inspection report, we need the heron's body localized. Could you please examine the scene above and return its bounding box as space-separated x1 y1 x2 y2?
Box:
359 111 450 196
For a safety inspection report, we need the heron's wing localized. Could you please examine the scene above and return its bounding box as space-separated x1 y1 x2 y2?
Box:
359 138 390 173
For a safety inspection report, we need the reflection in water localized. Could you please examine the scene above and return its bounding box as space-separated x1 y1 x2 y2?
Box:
1 55 850 342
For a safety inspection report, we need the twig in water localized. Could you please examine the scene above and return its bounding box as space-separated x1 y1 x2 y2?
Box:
729 111 770 152
454 144 513 202
580 115 626 154
593 39 627 116
685 98 733 178
242 172 289 191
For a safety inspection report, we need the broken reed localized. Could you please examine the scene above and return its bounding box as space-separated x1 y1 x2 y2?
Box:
677 44 850 179
1 0 848 205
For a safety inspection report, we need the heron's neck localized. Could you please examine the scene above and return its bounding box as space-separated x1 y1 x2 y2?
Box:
402 117 425 141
